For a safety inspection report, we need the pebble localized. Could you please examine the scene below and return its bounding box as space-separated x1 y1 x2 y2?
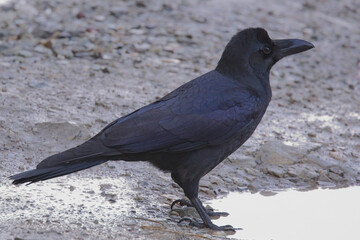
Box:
33 45 53 55
171 207 199 218
133 43 151 52
328 166 344 176
265 165 287 178
318 173 332 183
288 164 319 179
94 15 106 22
28 81 47 88
256 140 303 165
18 50 33 58
129 28 145 35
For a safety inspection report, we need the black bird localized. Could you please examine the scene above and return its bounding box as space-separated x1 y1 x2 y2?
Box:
10 28 313 231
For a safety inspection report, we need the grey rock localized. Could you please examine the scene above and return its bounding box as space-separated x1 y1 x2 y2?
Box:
18 50 33 58
129 28 145 35
304 151 341 169
94 15 106 22
256 140 304 165
0 44 8 52
171 207 199 218
133 43 151 52
328 166 344 176
34 45 53 55
318 173 332 183
264 165 287 178
287 164 320 179
327 172 343 181
231 176 249 187
32 121 91 148
244 167 261 176
28 81 47 88
56 48 74 59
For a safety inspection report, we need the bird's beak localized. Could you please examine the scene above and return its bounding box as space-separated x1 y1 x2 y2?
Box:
273 39 314 61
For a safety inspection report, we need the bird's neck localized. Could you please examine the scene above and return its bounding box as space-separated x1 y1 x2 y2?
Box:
215 64 272 99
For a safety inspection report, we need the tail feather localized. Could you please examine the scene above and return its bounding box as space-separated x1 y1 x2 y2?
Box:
10 160 107 185
10 138 114 185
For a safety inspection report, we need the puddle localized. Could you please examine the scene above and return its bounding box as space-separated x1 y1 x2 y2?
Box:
210 187 360 240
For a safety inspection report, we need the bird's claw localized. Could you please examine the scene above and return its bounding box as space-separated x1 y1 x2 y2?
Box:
171 199 229 218
171 199 192 209
178 217 241 231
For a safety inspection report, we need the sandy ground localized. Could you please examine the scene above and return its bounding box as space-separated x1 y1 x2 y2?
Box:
1 0 359 239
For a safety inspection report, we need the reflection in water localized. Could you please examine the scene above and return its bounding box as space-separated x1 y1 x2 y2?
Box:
211 187 360 240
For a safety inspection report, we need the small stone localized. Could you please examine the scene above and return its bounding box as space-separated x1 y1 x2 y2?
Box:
95 100 110 109
327 172 343 181
100 184 112 191
260 190 277 196
101 67 110 74
265 165 287 178
18 50 33 58
248 181 262 192
244 167 261 176
329 151 343 161
256 140 303 165
129 28 145 35
34 45 53 55
306 153 339 168
133 43 150 52
102 53 113 60
329 166 344 176
76 12 86 19
172 207 199 218
308 132 316 138
231 176 249 187
318 173 332 183
57 48 73 59
190 15 207 23
0 44 8 52
287 164 319 179
162 58 180 64
94 15 106 22
28 81 47 88
199 187 216 196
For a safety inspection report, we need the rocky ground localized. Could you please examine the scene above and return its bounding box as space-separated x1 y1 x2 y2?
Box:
0 0 359 239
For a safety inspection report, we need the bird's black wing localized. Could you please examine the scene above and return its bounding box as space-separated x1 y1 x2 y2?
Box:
99 74 262 154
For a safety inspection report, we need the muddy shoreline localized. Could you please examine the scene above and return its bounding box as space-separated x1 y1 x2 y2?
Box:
1 0 359 239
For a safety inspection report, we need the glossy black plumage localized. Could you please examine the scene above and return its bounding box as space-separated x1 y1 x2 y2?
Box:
10 28 313 231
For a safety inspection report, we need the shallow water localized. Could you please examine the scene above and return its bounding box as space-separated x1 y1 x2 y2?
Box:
211 187 360 240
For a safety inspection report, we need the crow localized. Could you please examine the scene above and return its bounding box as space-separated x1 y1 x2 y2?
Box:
10 28 313 231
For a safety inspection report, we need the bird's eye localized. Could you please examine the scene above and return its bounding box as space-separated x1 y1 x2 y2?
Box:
261 46 271 55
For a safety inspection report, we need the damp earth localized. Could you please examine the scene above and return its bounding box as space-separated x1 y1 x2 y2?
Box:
1 0 359 239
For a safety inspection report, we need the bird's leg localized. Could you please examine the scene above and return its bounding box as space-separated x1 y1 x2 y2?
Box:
171 198 229 218
178 197 241 231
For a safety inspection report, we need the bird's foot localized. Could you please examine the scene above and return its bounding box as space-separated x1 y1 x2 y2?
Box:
171 199 192 209
178 217 241 231
171 199 229 218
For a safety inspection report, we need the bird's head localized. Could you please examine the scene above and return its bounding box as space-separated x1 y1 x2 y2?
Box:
216 28 314 78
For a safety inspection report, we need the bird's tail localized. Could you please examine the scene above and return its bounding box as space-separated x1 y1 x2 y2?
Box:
10 138 113 185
